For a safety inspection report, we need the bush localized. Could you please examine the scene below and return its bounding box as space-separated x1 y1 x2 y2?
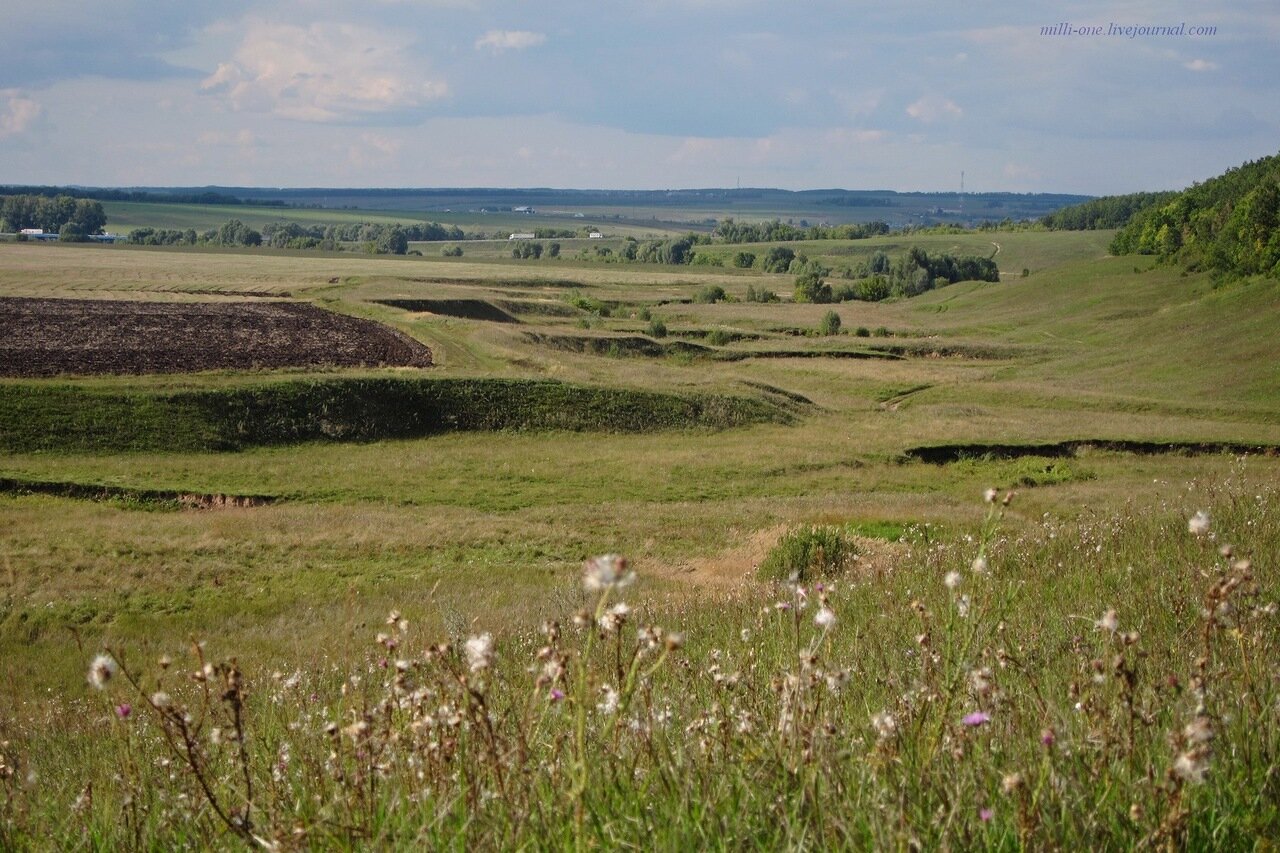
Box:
732 251 756 269
873 326 891 337
441 245 463 257
706 329 733 346
647 318 668 338
818 311 842 336
757 525 855 582
855 326 870 338
693 285 726 304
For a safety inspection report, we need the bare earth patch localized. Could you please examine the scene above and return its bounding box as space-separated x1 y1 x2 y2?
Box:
0 297 432 376
654 525 906 589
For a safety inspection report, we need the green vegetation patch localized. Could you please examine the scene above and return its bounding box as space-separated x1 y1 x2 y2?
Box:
0 377 792 453
757 524 857 582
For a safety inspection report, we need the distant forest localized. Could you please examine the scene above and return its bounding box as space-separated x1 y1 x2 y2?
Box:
1109 152 1280 279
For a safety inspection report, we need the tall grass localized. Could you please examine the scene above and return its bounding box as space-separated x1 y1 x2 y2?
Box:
2 476 1276 849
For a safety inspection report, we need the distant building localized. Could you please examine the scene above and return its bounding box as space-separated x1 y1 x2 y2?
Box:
513 206 534 214
19 228 44 235
509 232 536 240
588 232 604 239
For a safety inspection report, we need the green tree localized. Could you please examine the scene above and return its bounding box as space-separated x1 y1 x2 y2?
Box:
793 271 832 303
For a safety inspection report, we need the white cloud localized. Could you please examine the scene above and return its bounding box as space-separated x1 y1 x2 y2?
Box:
0 89 41 138
1184 58 1219 72
474 30 546 53
905 95 962 123
200 20 448 122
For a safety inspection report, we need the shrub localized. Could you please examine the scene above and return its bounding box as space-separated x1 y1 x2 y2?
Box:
872 326 891 337
855 326 870 338
693 285 726 304
706 329 733 346
757 525 855 582
732 251 756 269
647 318 668 338
818 311 842 336
441 245 463 257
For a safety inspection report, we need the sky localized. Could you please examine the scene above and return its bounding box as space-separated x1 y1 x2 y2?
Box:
1 0 1277 195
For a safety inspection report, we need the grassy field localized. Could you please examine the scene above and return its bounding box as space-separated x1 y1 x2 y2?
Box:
98 200 691 239
0 231 1277 847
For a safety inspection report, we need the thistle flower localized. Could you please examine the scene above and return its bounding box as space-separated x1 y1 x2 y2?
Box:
597 684 619 715
814 607 836 628
1188 510 1210 536
464 633 494 673
962 711 991 727
115 703 132 720
1095 608 1119 633
583 554 635 592
150 692 172 709
984 488 998 503
871 711 897 740
87 654 118 690
944 571 962 590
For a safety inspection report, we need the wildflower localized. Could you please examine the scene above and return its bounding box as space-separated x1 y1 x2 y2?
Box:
115 703 132 720
1173 748 1211 784
1184 715 1214 745
599 602 630 634
1001 772 1024 794
150 692 172 709
1095 608 1119 633
944 570 962 589
871 711 897 740
664 632 684 651
825 670 849 694
1040 727 1056 747
549 689 565 702
464 633 494 673
583 554 635 592
814 607 837 628
87 654 117 690
984 488 998 503
979 807 994 822
962 711 991 728
1188 510 1210 536
971 555 988 574
956 595 971 618
969 668 993 696
597 684 619 715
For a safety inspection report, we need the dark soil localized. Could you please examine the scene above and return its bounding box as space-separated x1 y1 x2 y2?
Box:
375 299 518 323
0 297 433 376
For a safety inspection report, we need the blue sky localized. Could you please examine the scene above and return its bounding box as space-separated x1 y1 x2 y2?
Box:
1 0 1276 194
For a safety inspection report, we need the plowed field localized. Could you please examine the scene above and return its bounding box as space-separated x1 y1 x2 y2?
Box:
0 297 432 376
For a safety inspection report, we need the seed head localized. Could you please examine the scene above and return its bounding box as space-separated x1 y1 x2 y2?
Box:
583 554 636 592
87 654 118 690
464 633 494 674
1188 510 1211 536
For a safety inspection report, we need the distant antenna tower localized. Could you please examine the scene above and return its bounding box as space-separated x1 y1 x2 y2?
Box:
959 171 965 220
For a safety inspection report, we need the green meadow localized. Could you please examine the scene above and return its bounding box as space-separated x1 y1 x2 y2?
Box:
0 226 1277 848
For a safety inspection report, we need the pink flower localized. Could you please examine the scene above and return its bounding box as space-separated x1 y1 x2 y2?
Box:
550 689 565 702
979 807 993 822
962 711 991 727
115 703 132 719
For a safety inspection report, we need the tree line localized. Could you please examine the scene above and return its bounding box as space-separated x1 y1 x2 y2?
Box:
1109 151 1280 278
128 219 470 254
794 247 999 303
712 217 891 243
1039 191 1176 230
1 194 107 239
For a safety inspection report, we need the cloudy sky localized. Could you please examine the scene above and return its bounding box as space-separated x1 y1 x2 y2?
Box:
1 1 1276 194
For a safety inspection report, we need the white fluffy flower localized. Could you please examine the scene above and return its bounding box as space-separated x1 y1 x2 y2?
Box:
87 654 118 690
464 633 494 673
583 554 636 592
1188 510 1211 536
814 607 836 628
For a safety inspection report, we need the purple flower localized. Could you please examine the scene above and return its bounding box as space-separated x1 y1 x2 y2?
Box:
962 711 991 727
550 689 565 702
979 807 993 822
115 703 132 719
